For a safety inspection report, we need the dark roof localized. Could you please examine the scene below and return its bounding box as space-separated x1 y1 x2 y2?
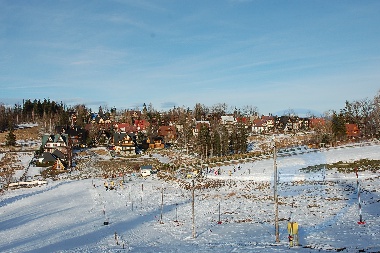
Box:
113 132 136 145
140 165 153 170
65 127 87 137
52 149 65 159
41 152 57 163
42 134 69 146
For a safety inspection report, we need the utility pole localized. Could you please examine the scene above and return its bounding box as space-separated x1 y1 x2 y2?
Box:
356 168 366 225
174 203 178 222
192 179 196 238
218 201 222 224
273 137 280 243
160 184 164 224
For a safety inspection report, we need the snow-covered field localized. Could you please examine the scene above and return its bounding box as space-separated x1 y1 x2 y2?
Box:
1 144 380 253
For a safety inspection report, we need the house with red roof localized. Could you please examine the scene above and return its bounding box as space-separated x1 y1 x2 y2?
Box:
114 123 137 133
252 119 267 134
193 121 210 136
252 115 275 133
346 123 360 138
309 118 325 129
158 125 177 144
134 119 150 133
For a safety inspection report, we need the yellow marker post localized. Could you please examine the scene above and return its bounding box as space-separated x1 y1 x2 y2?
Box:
287 222 298 247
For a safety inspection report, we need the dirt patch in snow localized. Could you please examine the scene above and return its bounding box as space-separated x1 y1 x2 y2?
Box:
0 126 40 144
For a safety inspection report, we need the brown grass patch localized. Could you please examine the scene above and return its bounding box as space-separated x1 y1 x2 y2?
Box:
0 126 40 144
235 218 252 223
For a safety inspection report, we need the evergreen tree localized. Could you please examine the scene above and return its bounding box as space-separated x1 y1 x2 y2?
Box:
58 108 70 128
178 113 194 154
211 128 221 157
331 111 346 143
6 126 16 146
141 103 148 120
220 125 229 156
229 126 238 154
237 122 248 153
198 123 211 158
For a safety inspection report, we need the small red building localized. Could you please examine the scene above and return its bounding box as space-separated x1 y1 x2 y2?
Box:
345 123 360 138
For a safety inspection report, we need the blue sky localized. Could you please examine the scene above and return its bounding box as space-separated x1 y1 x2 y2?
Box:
1 0 379 116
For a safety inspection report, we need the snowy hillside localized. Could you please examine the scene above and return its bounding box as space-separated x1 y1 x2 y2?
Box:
0 144 379 252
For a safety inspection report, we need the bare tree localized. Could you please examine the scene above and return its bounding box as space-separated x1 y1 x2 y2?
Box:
210 103 228 118
193 103 209 121
359 98 374 138
283 108 297 117
241 105 258 117
371 90 380 138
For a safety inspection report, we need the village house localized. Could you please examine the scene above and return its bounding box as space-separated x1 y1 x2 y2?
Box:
346 123 361 139
261 115 275 132
134 119 150 133
42 133 71 155
236 117 251 128
275 116 293 132
252 118 268 134
275 116 308 133
148 136 165 149
91 113 112 124
193 121 210 137
140 165 153 177
309 118 326 129
220 115 236 125
251 115 275 134
158 125 177 145
112 132 136 155
114 123 137 133
59 126 88 148
39 133 72 168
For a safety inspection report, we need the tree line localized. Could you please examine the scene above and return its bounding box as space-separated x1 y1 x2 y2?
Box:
0 99 70 132
1 90 380 153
